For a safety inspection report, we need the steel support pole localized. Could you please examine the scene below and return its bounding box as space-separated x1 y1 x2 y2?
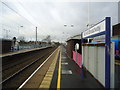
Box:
81 33 84 80
105 17 111 88
36 27 37 44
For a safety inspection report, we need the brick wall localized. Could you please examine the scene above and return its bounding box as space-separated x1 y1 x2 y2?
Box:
0 39 12 54
113 23 120 36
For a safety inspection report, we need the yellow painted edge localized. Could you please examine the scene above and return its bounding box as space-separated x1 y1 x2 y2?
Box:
57 49 62 89
115 62 120 65
39 48 60 88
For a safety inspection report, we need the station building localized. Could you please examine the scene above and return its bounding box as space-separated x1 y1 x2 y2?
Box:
66 34 89 67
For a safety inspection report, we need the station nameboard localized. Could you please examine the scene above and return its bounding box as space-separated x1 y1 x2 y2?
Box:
82 20 106 38
81 17 111 88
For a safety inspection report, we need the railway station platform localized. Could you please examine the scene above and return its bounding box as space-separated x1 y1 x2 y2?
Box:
0 46 49 57
53 46 103 88
1 45 104 89
39 45 103 88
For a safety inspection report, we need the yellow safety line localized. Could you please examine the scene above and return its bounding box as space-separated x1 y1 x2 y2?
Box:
39 48 60 88
57 49 62 89
115 62 120 65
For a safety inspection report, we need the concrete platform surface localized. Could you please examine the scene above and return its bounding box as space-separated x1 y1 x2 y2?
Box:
50 45 103 88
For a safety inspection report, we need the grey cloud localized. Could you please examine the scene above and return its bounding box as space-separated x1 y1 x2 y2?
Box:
1 1 118 41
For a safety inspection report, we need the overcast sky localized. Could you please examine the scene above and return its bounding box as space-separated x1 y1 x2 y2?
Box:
0 0 119 42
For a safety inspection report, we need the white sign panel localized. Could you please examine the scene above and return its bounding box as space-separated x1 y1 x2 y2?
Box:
82 20 106 38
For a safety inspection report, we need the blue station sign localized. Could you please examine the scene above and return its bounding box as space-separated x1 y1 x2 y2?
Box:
82 20 106 38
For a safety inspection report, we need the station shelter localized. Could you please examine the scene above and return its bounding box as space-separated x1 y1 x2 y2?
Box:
66 34 88 68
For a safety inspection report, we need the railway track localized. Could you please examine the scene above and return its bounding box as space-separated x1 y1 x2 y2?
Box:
2 47 51 71
2 47 54 80
1 46 57 89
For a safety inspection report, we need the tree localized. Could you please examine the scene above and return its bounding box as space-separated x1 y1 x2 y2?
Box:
42 35 51 43
18 36 26 44
18 36 25 42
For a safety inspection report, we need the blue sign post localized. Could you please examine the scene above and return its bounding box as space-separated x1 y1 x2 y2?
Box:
82 17 111 88
105 17 111 88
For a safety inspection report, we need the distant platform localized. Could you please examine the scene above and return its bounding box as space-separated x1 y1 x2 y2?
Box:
0 47 49 58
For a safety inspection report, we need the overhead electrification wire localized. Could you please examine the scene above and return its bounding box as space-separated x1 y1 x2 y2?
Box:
17 0 56 36
1 1 62 41
1 1 36 27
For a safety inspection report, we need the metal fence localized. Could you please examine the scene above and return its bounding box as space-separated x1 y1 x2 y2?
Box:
11 43 51 52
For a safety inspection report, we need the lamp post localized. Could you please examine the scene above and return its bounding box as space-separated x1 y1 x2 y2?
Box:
3 29 10 39
64 24 74 27
18 25 23 37
36 27 37 44
63 24 74 41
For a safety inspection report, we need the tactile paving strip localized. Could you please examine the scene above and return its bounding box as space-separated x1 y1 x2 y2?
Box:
39 48 60 88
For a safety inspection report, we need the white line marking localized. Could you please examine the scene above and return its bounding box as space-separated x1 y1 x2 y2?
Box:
61 62 68 65
17 47 59 90
62 70 72 75
62 57 66 59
